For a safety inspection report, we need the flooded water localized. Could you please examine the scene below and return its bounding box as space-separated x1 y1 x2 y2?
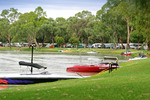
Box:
0 51 131 76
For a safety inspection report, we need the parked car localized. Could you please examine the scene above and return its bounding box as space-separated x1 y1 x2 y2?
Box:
104 43 114 49
92 43 102 48
129 43 142 49
14 43 21 47
134 43 142 50
66 44 72 48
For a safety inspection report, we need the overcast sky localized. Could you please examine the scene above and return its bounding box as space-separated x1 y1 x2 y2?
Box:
0 0 107 19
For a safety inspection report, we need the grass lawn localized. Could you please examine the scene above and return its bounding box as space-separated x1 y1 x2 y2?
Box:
0 58 150 100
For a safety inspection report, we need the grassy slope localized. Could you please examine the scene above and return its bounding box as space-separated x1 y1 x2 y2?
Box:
0 59 150 100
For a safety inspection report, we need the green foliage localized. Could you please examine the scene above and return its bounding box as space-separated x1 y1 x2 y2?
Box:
67 10 95 44
0 2 149 50
96 0 127 46
12 7 48 48
130 0 150 49
55 36 65 48
132 0 150 11
0 8 20 48
37 23 53 43
55 17 69 42
34 6 46 18
69 37 80 46
130 30 144 43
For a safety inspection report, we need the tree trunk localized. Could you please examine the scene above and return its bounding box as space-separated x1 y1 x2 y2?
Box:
114 43 117 50
52 39 54 48
34 38 40 49
127 18 130 49
126 18 133 49
8 33 11 48
60 45 62 48
148 42 150 50
76 45 78 50
119 35 124 49
113 31 117 50
42 34 45 47
138 40 139 50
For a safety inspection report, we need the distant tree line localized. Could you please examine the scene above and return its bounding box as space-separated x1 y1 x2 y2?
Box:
0 0 149 50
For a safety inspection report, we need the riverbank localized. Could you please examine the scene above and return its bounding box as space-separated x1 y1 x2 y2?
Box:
0 58 150 100
0 47 149 56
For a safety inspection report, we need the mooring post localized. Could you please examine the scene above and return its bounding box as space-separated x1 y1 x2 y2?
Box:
111 62 113 72
125 44 127 57
116 60 118 70
31 45 33 74
109 62 111 73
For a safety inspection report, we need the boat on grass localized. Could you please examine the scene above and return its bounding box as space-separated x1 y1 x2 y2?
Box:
129 53 147 61
58 49 73 53
84 50 99 54
67 64 119 72
121 50 135 56
129 57 147 61
67 56 120 73
0 46 85 85
0 72 83 85
0 62 84 85
121 52 134 56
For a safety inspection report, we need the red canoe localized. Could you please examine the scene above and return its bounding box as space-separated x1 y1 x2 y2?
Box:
122 52 134 56
66 64 120 72
123 53 133 55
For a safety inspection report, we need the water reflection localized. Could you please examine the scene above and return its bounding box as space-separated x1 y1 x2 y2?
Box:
0 85 20 90
0 85 8 90
0 51 130 75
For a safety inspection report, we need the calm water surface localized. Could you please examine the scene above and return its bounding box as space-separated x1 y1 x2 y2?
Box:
0 51 130 76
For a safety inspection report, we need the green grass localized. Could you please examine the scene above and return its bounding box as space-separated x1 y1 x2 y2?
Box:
0 58 150 100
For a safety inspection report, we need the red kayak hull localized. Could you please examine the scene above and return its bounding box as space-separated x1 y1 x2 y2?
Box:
67 64 119 72
123 53 132 55
123 52 134 55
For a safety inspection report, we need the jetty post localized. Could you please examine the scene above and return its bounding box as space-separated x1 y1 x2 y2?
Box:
31 45 33 74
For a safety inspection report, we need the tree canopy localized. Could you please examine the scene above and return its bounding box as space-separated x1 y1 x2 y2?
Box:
0 2 149 49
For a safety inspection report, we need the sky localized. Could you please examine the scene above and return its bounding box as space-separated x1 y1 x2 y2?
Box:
0 0 107 19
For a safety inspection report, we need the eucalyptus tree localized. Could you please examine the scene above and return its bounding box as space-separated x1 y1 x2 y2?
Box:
37 17 59 46
94 9 111 44
34 6 46 18
96 0 127 49
84 20 95 45
67 16 78 38
37 23 51 45
17 12 38 47
16 7 47 48
130 0 150 50
46 18 59 46
134 12 150 50
92 21 107 43
0 18 10 42
107 5 127 49
55 17 68 42
0 8 20 48
105 0 123 8
131 0 150 10
9 21 24 43
69 37 80 49
130 30 144 45
55 36 65 48
116 1 136 48
75 11 95 44
67 10 94 45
